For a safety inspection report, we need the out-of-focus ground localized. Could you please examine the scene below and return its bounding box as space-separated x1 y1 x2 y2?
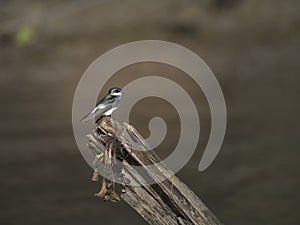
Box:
0 0 299 225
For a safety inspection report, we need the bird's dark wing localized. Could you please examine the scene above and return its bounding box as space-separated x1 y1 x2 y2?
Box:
80 95 120 123
80 103 113 123
97 94 115 105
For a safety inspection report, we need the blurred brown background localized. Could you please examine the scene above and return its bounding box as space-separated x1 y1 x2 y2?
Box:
0 0 299 225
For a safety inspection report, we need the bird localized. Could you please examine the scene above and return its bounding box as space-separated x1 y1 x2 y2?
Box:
81 87 122 123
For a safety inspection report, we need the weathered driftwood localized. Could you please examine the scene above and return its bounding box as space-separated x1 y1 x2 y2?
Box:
86 116 222 225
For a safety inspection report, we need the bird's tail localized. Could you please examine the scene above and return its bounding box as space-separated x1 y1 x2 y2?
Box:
80 108 96 123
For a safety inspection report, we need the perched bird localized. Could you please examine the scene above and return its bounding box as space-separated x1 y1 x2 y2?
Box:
81 87 122 123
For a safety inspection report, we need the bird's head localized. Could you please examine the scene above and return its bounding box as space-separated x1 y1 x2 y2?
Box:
109 87 122 97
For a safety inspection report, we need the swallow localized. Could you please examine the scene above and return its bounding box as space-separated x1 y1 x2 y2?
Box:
81 87 122 123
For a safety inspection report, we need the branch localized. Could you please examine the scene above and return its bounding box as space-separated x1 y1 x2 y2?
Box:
86 116 222 225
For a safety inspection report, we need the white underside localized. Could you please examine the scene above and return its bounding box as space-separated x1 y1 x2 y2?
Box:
104 107 118 116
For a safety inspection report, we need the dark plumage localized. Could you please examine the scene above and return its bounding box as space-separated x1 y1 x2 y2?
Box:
81 87 122 123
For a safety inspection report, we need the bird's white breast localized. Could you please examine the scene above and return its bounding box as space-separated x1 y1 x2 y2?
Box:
103 107 118 116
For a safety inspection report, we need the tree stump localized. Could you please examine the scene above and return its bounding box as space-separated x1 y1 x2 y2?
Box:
86 116 222 225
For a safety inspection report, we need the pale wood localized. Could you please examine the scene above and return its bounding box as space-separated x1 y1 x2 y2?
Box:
86 116 222 225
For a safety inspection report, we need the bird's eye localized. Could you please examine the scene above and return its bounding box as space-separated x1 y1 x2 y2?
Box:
110 88 121 94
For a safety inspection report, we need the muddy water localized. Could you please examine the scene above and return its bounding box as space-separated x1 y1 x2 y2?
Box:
1 1 300 225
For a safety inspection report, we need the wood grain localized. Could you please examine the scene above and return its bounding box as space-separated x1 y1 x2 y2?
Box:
86 116 222 225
